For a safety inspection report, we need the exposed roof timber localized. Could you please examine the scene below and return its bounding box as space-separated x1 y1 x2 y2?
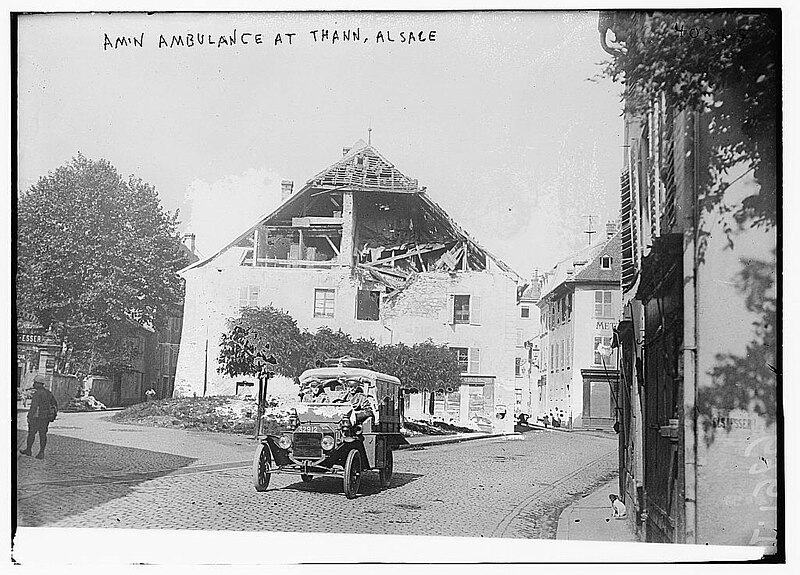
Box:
358 263 409 279
324 235 340 255
417 192 519 280
306 141 419 193
178 181 315 274
368 243 447 267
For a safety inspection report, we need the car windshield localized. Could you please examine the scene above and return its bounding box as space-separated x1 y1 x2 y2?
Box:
298 377 368 404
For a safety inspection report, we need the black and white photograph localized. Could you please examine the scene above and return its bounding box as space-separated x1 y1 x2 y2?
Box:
9 3 785 566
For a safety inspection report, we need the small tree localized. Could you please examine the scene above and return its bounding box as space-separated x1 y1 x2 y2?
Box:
217 306 305 379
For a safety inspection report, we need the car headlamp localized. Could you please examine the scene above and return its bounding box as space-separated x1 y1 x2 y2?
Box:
278 434 292 450
321 435 335 451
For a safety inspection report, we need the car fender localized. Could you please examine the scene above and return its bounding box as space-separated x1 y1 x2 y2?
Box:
361 434 376 468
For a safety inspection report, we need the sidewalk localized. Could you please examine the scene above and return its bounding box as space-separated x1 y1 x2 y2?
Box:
555 476 639 542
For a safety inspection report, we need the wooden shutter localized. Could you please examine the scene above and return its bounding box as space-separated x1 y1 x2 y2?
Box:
444 294 455 324
469 348 480 374
470 295 481 325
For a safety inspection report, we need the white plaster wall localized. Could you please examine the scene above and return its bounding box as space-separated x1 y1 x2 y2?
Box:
693 168 777 546
174 259 518 433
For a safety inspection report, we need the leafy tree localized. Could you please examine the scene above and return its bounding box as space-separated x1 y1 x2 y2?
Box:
217 306 305 378
16 154 186 376
218 307 462 390
599 11 778 243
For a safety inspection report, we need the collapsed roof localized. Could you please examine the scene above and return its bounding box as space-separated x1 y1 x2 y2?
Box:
181 140 519 286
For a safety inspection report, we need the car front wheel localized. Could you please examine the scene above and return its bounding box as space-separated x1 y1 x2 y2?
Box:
252 442 272 492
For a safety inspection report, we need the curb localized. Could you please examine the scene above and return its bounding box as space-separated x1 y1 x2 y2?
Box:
398 431 519 450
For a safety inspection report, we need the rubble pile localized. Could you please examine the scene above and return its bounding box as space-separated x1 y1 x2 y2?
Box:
64 394 107 412
111 396 278 434
401 419 475 437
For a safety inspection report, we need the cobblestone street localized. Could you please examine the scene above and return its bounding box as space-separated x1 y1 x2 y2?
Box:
16 412 618 539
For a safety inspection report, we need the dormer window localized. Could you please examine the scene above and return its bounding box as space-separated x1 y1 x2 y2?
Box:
600 255 612 269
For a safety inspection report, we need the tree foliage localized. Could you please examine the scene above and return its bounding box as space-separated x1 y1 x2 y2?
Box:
16 154 187 375
217 305 462 390
697 253 777 442
600 11 778 235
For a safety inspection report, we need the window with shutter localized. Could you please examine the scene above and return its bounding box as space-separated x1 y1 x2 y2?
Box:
604 291 613 317
453 295 470 324
239 285 260 308
469 348 480 374
593 335 614 366
314 288 336 318
469 296 481 325
450 347 469 373
595 290 613 317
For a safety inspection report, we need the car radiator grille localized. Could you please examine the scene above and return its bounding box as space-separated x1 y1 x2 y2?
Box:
292 432 323 458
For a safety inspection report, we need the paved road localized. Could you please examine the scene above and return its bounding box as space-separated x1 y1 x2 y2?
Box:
15 412 618 538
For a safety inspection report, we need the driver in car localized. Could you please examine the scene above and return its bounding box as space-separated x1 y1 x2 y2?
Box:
341 383 374 434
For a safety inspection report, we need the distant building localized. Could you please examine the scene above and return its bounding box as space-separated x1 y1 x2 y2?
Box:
514 276 541 419
536 229 622 430
174 140 525 433
16 310 60 396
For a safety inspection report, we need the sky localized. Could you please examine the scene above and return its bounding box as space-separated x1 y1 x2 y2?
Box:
17 11 624 276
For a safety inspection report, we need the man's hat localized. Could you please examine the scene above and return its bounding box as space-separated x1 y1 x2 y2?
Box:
33 375 47 386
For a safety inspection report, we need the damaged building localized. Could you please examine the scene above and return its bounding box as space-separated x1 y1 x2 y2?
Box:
173 139 524 432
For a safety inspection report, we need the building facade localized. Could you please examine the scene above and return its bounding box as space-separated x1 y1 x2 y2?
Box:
151 234 201 400
601 12 779 547
536 230 622 430
514 279 541 419
174 140 524 433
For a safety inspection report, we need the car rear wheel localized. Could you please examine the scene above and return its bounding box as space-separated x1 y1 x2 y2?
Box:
343 449 362 499
252 442 272 492
379 448 393 488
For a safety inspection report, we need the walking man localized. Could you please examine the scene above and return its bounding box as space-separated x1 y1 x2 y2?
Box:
20 375 58 460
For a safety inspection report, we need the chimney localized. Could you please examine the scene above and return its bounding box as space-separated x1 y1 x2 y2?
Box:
281 180 294 201
342 147 351 157
182 233 196 253
606 220 618 240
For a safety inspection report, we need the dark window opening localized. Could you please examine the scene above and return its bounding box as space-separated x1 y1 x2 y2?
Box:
356 290 381 321
521 306 530 319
